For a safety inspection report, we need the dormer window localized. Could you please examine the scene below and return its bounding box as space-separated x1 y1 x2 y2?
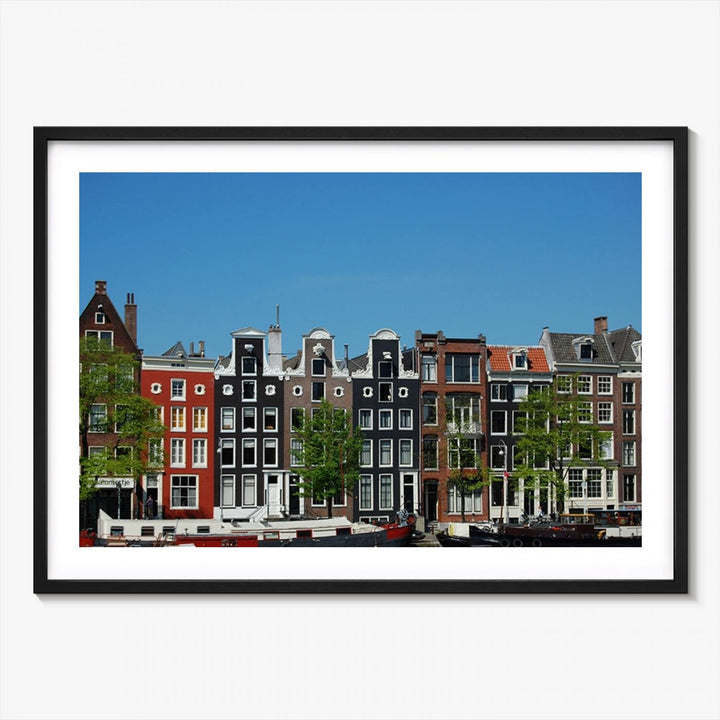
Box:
572 337 595 361
509 348 528 370
632 341 642 362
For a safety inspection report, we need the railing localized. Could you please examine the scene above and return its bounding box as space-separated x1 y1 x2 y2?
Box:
247 505 269 522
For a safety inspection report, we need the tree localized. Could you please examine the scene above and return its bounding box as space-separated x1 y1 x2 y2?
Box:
512 376 613 515
79 337 165 515
294 398 365 518
442 394 488 522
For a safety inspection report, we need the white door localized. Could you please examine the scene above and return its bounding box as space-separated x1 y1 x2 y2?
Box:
267 474 282 515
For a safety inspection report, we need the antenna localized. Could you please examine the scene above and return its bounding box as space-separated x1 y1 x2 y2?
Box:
276 305 280 328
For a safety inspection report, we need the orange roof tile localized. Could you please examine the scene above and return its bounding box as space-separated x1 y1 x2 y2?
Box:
486 346 550 373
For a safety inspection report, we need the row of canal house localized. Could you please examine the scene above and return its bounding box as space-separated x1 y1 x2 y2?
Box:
80 281 641 527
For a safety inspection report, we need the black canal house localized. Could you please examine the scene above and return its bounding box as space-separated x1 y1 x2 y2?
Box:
349 329 421 523
213 326 286 521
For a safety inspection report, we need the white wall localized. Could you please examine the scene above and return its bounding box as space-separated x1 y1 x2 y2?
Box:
1 2 718 719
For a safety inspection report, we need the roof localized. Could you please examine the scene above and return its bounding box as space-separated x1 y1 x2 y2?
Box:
607 326 642 362
486 346 550 373
162 341 187 358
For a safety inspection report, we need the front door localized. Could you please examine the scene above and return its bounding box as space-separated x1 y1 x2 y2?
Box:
267 474 282 516
402 473 416 513
289 475 301 515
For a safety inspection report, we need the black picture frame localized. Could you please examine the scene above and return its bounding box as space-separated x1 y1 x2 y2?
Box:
34 126 688 594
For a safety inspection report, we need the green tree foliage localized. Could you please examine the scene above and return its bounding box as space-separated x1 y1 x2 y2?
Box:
443 394 487 522
294 398 365 518
513 376 613 513
79 337 165 501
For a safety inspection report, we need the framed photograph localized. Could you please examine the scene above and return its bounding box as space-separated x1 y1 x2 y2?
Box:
34 126 687 593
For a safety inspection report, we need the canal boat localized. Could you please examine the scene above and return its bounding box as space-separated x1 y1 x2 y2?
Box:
86 509 416 547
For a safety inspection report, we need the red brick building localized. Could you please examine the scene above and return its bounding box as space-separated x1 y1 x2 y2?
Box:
141 342 216 519
415 330 488 524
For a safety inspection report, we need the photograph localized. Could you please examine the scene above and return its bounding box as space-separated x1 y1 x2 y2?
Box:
35 128 685 592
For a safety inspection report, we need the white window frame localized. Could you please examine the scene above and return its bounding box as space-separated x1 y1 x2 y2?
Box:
221 474 235 507
556 375 572 393
622 440 636 466
359 408 372 430
192 407 207 432
242 474 257 507
241 356 257 376
598 376 613 395
170 475 198 509
623 409 636 435
399 408 413 429
360 440 373 467
421 354 437 382
578 401 593 423
242 406 257 432
490 384 507 401
598 402 613 424
85 329 113 346
490 410 506 435
220 438 235 468
263 438 278 467
242 379 257 401
263 407 278 431
170 378 186 400
379 474 393 510
445 354 480 383
359 475 373 511
378 409 393 430
399 439 412 467
513 384 528 400
291 407 305 431
170 438 185 468
221 407 235 432
88 403 107 432
379 439 392 466
170 406 185 432
290 438 303 467
622 382 636 404
242 438 257 467
577 375 592 394
192 438 207 468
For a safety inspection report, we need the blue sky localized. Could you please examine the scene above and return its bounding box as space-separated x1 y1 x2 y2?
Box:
80 172 641 360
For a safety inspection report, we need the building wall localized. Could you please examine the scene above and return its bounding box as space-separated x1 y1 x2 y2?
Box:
416 332 487 524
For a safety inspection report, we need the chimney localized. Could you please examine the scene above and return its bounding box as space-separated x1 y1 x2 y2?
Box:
95 280 107 295
199 341 205 358
594 316 608 334
267 325 283 371
124 292 137 344
190 342 195 356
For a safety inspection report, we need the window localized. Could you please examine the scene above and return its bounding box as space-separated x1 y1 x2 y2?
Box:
291 407 305 431
557 376 572 393
421 354 437 382
622 441 636 466
578 342 593 360
170 438 185 467
513 353 527 369
491 411 506 435
263 439 278 466
171 476 197 508
379 383 393 402
598 402 613 423
242 357 257 376
242 380 257 401
312 381 325 402
599 434 614 460
242 439 256 467
445 354 479 383
423 436 438 469
264 407 278 431
360 440 372 466
379 474 393 510
447 394 480 430
399 408 412 429
220 438 235 467
290 439 303 466
221 407 235 432
89 404 107 432
378 361 393 378
312 358 325 376
490 445 506 469
513 384 528 400
578 432 593 459
598 376 613 394
586 469 602 498
448 487 482 513
491 384 507 401
360 475 373 511
622 382 635 404
623 475 636 502
577 376 592 394
379 409 393 429
379 439 392 466
605 471 615 500
242 475 257 506
242 407 256 431
192 439 207 467
148 438 163 466
449 438 478 468
115 446 132 461
85 329 113 346
577 402 593 423
359 409 372 429
193 407 207 431
95 311 106 324
221 475 235 507
623 409 635 434
171 379 185 400
399 439 412 466
512 411 527 434
422 394 437 424
170 406 185 431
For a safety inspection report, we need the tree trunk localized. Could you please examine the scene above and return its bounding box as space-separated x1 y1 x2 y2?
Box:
326 496 333 519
